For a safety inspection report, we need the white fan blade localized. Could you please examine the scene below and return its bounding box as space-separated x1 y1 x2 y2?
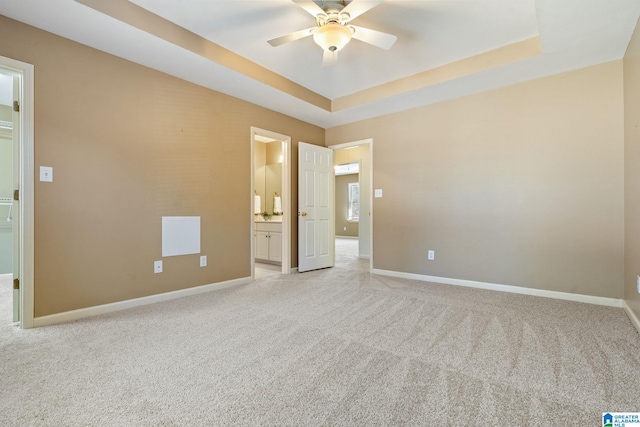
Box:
341 0 383 22
322 49 338 67
350 25 397 50
292 0 326 17
268 27 315 47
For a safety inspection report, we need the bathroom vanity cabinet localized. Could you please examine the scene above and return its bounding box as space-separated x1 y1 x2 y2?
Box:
254 221 282 264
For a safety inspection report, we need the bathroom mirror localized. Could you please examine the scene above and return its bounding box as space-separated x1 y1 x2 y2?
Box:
265 163 282 214
254 139 283 215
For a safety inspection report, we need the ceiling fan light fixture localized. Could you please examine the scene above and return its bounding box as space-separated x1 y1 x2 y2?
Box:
313 23 353 52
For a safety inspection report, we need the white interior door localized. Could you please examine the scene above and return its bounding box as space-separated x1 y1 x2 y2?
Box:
298 142 334 272
12 74 20 322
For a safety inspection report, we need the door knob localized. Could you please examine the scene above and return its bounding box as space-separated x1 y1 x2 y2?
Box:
299 212 307 216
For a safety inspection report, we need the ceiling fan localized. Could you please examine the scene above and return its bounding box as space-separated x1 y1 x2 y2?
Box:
267 0 397 67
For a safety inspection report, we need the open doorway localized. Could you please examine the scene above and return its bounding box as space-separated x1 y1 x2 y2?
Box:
330 139 373 272
250 127 291 279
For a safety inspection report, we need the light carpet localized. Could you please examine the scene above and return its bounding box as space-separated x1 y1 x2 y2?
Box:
0 239 638 426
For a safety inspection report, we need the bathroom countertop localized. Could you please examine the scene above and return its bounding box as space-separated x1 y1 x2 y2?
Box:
254 216 283 223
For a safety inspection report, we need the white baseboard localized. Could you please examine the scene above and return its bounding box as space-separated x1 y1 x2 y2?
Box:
372 269 623 308
622 300 640 334
33 276 252 327
336 236 358 240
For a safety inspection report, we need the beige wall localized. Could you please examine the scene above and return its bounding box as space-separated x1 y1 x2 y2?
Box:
327 61 625 298
624 17 640 318
0 16 324 316
335 174 359 237
334 145 368 166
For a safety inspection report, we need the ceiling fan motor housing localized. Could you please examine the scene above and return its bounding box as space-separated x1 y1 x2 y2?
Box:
316 2 351 26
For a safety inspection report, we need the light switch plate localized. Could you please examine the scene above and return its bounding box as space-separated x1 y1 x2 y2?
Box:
200 256 207 267
40 166 53 182
374 189 383 198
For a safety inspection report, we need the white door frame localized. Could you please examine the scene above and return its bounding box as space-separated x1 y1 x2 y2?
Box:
1 56 34 329
250 127 291 276
328 139 373 273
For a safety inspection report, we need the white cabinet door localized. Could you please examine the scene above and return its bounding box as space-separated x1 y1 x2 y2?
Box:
255 231 270 260
269 232 282 262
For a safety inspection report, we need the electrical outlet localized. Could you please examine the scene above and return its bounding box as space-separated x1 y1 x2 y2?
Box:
343 226 347 231
428 250 435 261
200 256 207 267
154 260 163 274
374 189 383 198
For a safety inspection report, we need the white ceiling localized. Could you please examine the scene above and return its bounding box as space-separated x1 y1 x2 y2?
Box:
0 0 639 128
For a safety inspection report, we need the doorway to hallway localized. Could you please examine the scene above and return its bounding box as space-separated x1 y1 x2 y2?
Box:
330 139 373 272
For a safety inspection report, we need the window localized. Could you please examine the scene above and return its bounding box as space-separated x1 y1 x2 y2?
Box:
348 182 359 222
